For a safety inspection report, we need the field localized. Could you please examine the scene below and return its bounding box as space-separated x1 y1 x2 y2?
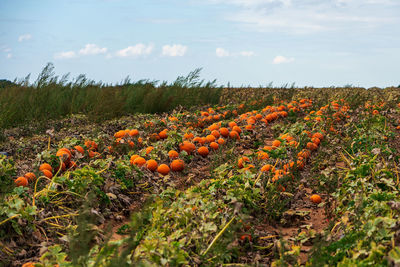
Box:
1 79 400 266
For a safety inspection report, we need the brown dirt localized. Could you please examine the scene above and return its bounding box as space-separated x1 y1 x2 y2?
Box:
249 187 329 265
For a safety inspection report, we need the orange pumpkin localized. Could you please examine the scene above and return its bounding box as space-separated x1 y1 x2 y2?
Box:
210 142 219 150
39 163 53 172
197 146 209 157
232 126 242 134
219 127 230 137
260 164 273 172
170 159 185 172
312 132 324 140
168 150 179 159
272 140 281 148
311 137 320 145
159 130 168 139
41 169 53 179
68 161 77 169
238 157 250 168
180 141 196 154
228 121 237 128
157 164 170 175
15 177 28 187
146 160 158 172
133 157 146 167
114 130 126 138
206 135 216 143
129 129 139 137
306 142 318 151
210 130 220 138
145 146 154 155
229 131 240 140
184 132 194 139
310 194 322 204
74 145 85 154
24 172 36 182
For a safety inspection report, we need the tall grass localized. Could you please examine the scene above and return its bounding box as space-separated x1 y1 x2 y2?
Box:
0 63 222 129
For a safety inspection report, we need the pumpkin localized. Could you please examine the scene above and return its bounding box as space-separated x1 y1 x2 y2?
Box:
133 157 146 167
145 146 154 155
272 140 281 148
74 145 85 154
180 141 196 154
24 172 36 182
130 155 139 165
240 234 252 242
238 157 250 168
263 146 273 151
114 130 126 138
310 194 322 204
306 142 318 151
159 130 168 139
229 131 240 140
208 123 219 131
206 135 216 143
39 163 53 172
219 127 230 137
157 164 170 175
168 150 179 159
85 140 98 150
184 132 194 139
228 121 237 128
57 148 71 159
311 137 320 145
210 142 219 150
257 152 269 160
146 160 158 172
312 132 324 140
68 161 77 169
210 130 220 138
41 169 53 179
232 126 242 134
88 151 98 158
129 129 139 136
56 149 70 162
15 176 28 187
170 159 185 172
197 146 209 157
260 164 273 172
55 162 66 172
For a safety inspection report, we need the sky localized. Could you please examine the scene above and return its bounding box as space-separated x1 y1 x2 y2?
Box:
0 0 399 87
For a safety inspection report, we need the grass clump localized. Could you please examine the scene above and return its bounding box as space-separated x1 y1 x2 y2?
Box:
0 63 222 129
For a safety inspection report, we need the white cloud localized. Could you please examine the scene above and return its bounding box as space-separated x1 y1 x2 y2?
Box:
162 44 187 57
54 51 77 59
116 44 154 57
208 0 399 34
216 48 255 57
212 0 291 8
79 44 107 55
239 51 255 56
6 53 12 59
272 55 294 64
18 34 32 42
216 47 230 57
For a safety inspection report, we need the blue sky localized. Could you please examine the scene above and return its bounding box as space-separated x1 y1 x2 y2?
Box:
0 0 399 87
